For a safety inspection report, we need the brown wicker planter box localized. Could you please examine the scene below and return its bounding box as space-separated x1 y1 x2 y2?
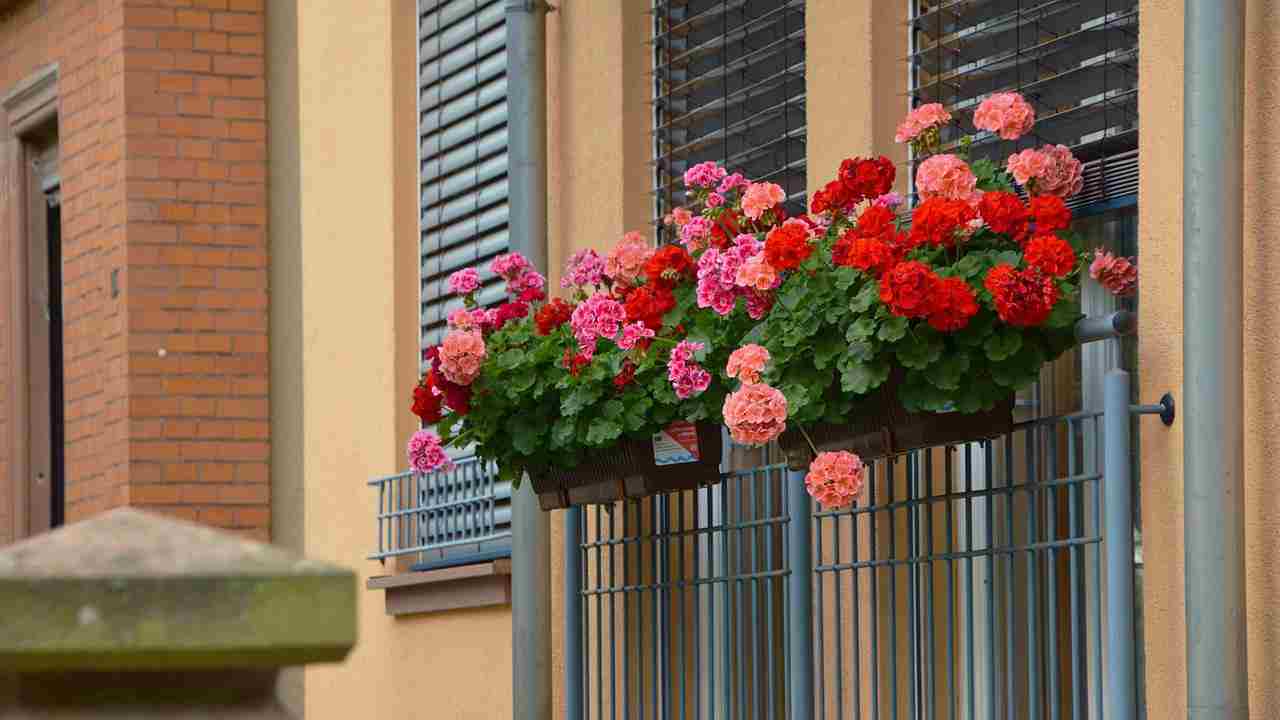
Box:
777 373 1014 471
530 422 724 510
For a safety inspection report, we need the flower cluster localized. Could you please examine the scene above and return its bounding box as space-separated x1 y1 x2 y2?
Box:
1089 249 1138 297
895 103 952 147
570 292 626 358
1006 144 1083 199
723 382 788 445
407 430 452 474
805 451 866 509
667 340 711 399
973 92 1036 140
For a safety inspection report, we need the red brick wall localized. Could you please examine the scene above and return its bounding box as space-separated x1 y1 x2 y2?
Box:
0 0 269 542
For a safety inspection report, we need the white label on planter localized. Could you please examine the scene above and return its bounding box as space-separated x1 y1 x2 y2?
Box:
653 422 700 466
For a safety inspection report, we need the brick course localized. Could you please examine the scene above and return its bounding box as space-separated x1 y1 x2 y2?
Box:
0 0 269 542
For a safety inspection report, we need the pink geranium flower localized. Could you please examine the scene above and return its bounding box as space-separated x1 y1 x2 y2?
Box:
1089 249 1138 297
489 252 532 281
569 292 626 356
605 231 654 288
805 451 866 509
740 182 786 221
915 154 978 203
734 253 779 291
725 344 770 384
407 430 453 474
722 382 788 445
438 329 487 385
973 92 1036 140
895 103 952 144
447 268 481 296
616 321 655 351
667 340 711 399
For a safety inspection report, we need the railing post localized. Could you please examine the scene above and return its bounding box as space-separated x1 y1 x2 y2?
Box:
564 506 584 720
1104 369 1136 720
786 468 814 720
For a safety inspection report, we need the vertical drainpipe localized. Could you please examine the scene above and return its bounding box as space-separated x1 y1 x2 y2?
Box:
507 2 552 719
1183 1 1249 718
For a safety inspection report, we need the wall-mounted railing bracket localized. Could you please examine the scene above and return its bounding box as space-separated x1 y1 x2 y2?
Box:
1132 392 1176 426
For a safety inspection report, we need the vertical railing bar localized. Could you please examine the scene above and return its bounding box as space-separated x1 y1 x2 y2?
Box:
727 474 737 712
610 503 617 720
709 485 717 720
985 439 999 719
926 449 938 720
966 442 978 720
906 452 919 720
833 474 843 720
1068 418 1084 720
377 479 386 556
1027 423 1041 720
1091 416 1104 719
785 467 814 720
626 500 635 720
764 469 776 720
565 505 584 720
735 476 746 720
814 480 826 720
1046 424 1061 720
1104 370 1136 720
696 486 704 720
1004 434 1016 720
679 490 688 720
945 446 957 720
851 482 862 720
888 454 900 720
870 461 881 720
747 468 757 717
652 496 660 720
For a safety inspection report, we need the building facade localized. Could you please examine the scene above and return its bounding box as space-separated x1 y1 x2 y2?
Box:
2 0 1278 718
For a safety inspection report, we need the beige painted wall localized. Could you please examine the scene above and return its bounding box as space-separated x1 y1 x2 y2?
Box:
1139 0 1280 716
270 1 513 718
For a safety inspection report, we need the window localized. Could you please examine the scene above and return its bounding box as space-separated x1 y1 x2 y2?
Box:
652 1 807 242
398 0 511 568
908 0 1139 210
419 0 511 351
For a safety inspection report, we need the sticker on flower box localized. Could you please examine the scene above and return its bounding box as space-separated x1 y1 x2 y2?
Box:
653 422 701 466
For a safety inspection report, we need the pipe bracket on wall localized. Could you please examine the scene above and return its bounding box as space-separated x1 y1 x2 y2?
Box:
1132 393 1176 426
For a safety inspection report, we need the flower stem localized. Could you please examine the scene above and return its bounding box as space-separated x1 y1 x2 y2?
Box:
797 425 821 458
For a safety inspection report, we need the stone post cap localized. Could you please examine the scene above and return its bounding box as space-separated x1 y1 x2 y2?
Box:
0 508 356 671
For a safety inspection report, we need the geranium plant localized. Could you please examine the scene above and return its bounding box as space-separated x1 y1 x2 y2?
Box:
406 165 796 483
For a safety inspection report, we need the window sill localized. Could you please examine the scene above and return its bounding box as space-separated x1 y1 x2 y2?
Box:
367 558 511 617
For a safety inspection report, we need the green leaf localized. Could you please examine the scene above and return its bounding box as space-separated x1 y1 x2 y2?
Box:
1045 296 1082 329
924 350 971 391
551 416 577 449
984 327 1023 362
896 329 944 369
877 316 909 343
839 358 890 395
585 418 623 445
845 339 878 362
846 316 878 342
779 281 809 310
511 417 541 455
995 250 1022 268
814 334 844 370
604 399 625 420
850 282 879 313
561 384 603 416
497 348 526 370
833 266 859 291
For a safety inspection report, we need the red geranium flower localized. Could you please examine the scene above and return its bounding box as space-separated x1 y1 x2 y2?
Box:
840 156 896 201
613 360 637 390
879 260 939 318
518 287 547 303
534 298 574 336
644 245 694 289
984 264 1060 327
562 348 591 377
423 347 473 414
1022 233 1077 277
763 220 815 271
1029 195 1072 233
856 204 898 236
410 375 443 424
909 197 977 249
624 284 676 331
832 231 898 276
927 277 979 332
494 301 529 329
977 191 1029 242
810 179 852 215
710 207 743 248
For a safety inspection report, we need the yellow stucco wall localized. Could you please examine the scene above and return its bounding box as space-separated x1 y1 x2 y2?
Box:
1139 0 1280 716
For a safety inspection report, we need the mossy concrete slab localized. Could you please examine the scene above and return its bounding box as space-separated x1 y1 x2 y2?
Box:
0 509 356 671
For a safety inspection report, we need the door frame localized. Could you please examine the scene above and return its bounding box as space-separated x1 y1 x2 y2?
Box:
2 63 59 540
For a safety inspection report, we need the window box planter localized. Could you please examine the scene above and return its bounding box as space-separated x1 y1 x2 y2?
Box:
529 422 723 510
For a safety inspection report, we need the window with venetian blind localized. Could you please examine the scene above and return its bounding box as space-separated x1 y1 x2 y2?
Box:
909 0 1139 211
652 1 807 243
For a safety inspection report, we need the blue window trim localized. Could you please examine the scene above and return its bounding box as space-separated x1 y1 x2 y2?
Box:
1074 193 1137 219
409 547 511 573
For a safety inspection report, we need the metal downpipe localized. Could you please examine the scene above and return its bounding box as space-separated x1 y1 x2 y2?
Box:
507 2 552 719
1183 1 1248 717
